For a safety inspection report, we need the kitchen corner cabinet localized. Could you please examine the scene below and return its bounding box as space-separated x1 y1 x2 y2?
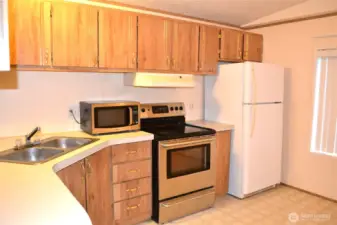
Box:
57 146 113 225
51 2 98 68
199 25 219 74
219 28 244 62
138 15 172 71
215 131 231 196
99 9 137 70
243 33 263 62
8 0 44 66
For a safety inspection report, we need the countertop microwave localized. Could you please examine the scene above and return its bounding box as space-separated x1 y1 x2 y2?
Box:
80 101 140 135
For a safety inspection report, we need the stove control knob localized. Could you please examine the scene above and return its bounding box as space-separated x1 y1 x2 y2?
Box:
179 106 183 110
170 107 174 111
141 108 146 113
175 107 178 111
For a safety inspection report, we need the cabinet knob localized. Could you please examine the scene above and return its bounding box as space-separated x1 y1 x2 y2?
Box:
126 187 139 192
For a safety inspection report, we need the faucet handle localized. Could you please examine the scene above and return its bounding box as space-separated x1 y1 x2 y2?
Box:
15 139 23 150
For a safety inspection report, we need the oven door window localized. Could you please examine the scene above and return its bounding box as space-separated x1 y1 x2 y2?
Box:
94 107 130 128
167 144 210 179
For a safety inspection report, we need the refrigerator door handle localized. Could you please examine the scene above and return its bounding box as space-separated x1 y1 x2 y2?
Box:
250 64 257 138
250 105 256 137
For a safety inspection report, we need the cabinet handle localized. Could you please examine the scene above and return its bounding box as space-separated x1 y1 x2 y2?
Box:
93 57 98 67
127 204 140 210
44 49 49 65
126 187 139 192
238 49 242 59
126 150 138 155
172 58 176 69
132 53 137 67
128 169 139 173
86 159 92 174
166 56 170 67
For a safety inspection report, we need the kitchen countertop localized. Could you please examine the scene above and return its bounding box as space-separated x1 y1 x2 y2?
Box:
0 131 154 225
187 120 234 132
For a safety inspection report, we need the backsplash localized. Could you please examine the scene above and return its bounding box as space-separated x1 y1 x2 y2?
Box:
0 71 204 137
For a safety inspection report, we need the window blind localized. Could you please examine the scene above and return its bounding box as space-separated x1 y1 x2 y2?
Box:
311 49 337 157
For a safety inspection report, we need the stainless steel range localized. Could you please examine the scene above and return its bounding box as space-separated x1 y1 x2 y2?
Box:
140 103 216 224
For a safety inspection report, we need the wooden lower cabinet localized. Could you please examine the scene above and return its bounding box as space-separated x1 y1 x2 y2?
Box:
114 194 152 225
57 160 86 209
57 141 152 225
215 131 231 196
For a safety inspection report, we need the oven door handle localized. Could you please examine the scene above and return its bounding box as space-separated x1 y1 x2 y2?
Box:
160 137 216 148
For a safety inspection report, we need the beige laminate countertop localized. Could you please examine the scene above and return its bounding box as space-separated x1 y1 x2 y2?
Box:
187 120 234 132
0 131 154 225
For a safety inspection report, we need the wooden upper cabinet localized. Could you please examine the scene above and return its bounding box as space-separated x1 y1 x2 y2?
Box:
199 25 219 74
8 0 44 66
51 2 98 68
171 21 199 73
86 147 113 225
243 32 263 62
138 15 172 71
219 28 243 62
57 160 87 209
99 9 137 70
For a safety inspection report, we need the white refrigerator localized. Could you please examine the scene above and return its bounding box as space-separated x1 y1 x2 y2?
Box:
205 62 284 198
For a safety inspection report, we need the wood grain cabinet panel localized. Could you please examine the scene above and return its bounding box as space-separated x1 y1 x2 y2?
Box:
171 21 199 73
219 28 244 62
243 32 263 62
199 25 219 74
51 2 98 68
8 0 44 66
111 141 151 164
114 195 152 225
112 160 151 184
215 131 231 196
138 15 172 71
113 177 151 202
99 9 137 69
57 160 86 209
85 147 113 225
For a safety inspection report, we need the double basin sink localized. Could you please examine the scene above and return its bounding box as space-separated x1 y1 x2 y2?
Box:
0 137 99 164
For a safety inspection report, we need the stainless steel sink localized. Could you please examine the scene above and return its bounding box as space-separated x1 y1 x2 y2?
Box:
0 137 99 164
0 148 64 163
39 137 95 150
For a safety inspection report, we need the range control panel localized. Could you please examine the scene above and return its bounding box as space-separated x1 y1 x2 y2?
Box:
140 103 185 119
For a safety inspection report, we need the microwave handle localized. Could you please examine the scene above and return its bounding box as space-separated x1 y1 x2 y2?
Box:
129 107 133 125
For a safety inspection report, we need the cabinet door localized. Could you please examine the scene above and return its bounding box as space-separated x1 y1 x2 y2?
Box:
215 131 231 196
199 25 219 74
99 9 137 70
171 21 199 73
243 33 263 62
57 160 87 209
220 29 243 62
8 0 43 66
86 147 113 225
138 15 172 71
51 2 98 68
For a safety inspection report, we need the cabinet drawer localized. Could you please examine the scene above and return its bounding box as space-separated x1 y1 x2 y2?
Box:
113 177 151 202
112 160 151 183
114 194 152 225
112 141 151 164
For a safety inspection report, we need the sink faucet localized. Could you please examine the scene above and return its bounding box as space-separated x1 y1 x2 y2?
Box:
15 127 41 150
26 126 41 145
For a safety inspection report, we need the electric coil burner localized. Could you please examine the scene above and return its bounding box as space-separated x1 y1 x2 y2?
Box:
140 103 216 224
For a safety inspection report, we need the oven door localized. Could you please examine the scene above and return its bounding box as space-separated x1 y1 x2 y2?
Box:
158 135 216 200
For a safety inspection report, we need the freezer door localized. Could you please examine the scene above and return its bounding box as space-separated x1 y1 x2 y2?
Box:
243 62 284 104
242 104 283 196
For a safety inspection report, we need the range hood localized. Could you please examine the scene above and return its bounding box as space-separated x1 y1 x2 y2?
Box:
124 73 195 88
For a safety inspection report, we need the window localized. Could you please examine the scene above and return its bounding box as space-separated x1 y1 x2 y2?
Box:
311 48 337 157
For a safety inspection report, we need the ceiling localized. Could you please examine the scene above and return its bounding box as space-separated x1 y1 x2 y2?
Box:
108 0 308 26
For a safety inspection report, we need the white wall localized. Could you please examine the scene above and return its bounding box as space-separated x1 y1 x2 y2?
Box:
252 16 337 200
243 0 337 28
0 71 204 137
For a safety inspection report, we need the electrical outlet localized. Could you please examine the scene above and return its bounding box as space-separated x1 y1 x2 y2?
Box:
188 103 194 110
68 105 79 119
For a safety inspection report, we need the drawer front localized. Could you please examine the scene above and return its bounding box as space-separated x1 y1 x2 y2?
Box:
113 160 151 183
113 177 151 202
112 141 151 164
114 194 152 225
